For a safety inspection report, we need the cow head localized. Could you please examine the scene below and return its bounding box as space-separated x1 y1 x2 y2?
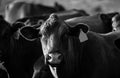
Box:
19 13 89 77
39 13 89 66
19 13 89 66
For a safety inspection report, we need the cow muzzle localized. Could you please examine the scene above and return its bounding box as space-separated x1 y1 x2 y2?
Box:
46 52 63 65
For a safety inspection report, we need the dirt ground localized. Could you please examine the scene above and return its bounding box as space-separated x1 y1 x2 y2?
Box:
0 0 120 16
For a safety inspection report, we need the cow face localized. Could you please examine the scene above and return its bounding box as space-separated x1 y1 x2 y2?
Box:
40 14 66 65
40 14 89 66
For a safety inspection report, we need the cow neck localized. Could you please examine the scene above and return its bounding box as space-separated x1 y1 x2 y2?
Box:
79 40 88 65
49 37 88 78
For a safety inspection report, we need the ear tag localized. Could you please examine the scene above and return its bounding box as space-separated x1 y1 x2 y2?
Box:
79 29 88 42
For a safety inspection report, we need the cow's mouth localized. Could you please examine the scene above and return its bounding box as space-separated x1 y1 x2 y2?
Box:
46 52 63 66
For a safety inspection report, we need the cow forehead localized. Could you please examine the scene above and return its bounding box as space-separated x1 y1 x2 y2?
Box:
40 15 60 35
41 23 67 50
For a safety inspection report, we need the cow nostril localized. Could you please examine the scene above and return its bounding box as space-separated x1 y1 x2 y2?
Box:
47 53 63 64
46 54 52 61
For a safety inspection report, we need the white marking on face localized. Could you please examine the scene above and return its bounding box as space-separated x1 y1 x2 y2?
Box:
41 34 54 58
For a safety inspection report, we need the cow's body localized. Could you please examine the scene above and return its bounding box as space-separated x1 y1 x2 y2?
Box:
57 9 89 20
66 12 119 33
7 37 42 78
0 17 43 78
5 1 65 24
0 68 9 78
21 14 120 78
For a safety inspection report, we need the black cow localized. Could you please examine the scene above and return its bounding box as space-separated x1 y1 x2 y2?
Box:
0 16 43 78
66 12 119 33
20 14 120 78
5 1 65 24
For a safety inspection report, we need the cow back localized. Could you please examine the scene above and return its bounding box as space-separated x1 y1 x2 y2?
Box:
66 13 113 33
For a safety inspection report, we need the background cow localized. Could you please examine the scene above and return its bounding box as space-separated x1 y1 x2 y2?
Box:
20 14 120 78
66 12 119 33
5 1 65 24
5 1 89 24
0 16 43 78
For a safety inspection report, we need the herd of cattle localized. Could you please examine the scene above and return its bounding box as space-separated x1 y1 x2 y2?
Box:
0 1 120 78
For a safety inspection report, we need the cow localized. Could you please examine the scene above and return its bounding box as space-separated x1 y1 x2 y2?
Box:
20 14 120 78
66 12 119 33
5 1 65 24
0 15 43 78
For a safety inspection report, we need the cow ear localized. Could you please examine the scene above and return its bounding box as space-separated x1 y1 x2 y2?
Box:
19 26 41 41
68 23 89 36
12 22 25 32
68 23 89 42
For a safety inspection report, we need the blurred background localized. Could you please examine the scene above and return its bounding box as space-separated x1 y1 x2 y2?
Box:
0 0 120 16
